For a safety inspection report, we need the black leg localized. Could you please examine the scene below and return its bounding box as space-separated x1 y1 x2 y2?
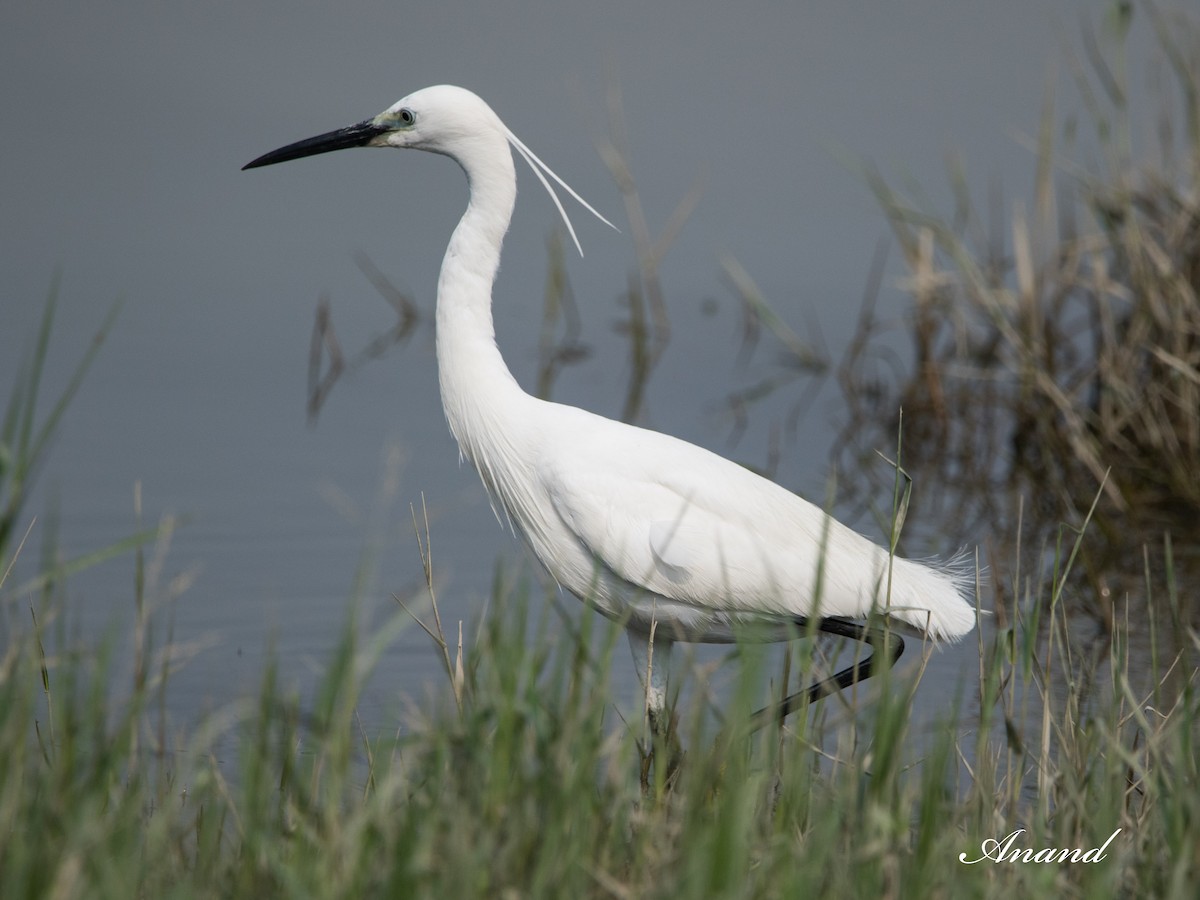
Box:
748 616 904 732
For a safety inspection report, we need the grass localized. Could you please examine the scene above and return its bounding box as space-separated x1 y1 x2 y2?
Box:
0 514 1196 898
3 4 1199 897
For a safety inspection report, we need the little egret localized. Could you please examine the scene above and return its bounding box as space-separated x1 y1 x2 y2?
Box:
244 85 975 734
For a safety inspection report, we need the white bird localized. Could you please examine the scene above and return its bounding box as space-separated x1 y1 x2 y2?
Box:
244 85 975 734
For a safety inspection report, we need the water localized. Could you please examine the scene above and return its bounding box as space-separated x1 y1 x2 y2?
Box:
1 0 1145 733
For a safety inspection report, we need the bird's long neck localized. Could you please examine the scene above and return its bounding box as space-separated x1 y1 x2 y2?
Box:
435 141 529 468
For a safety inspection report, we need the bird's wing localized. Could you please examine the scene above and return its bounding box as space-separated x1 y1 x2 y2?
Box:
528 406 973 639
539 420 855 621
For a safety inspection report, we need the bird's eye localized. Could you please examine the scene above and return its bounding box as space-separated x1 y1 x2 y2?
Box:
398 108 416 126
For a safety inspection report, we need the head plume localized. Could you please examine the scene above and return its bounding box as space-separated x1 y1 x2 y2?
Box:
502 125 618 256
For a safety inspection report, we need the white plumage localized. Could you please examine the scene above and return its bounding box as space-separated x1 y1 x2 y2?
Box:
245 85 976 726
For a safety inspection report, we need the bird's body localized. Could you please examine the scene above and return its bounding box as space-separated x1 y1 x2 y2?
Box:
246 85 975 724
457 389 972 644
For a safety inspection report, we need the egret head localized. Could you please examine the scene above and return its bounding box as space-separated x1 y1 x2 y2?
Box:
243 84 615 253
371 85 507 154
241 85 501 169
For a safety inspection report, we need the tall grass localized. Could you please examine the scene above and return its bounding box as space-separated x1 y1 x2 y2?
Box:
1 518 1196 897
0 277 117 563
829 3 1200 579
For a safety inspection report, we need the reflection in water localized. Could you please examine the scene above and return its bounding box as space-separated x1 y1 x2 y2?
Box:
534 232 591 401
306 252 421 422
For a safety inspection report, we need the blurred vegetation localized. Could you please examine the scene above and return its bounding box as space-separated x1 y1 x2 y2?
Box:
1 524 1196 898
843 4 1197 585
0 277 116 563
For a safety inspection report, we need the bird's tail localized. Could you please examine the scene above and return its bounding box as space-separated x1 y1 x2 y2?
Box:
879 549 978 640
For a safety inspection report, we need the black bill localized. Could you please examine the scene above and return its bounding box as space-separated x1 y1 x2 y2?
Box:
242 118 390 170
